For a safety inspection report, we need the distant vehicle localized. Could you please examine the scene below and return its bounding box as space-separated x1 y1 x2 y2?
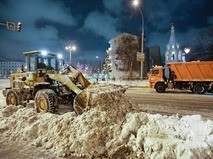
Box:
1 76 8 79
148 61 213 94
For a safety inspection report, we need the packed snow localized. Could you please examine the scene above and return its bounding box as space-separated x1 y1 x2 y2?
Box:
0 95 212 159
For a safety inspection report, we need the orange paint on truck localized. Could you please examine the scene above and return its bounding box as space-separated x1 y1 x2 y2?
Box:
148 61 213 94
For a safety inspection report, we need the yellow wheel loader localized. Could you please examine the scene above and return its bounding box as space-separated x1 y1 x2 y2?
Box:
2 50 127 115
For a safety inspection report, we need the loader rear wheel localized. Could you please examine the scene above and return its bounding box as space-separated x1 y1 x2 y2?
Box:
193 83 206 94
155 83 165 93
6 89 22 106
34 89 59 113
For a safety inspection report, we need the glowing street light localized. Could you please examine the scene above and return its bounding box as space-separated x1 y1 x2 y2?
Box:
41 50 47 56
57 54 63 59
133 0 139 6
132 0 144 80
184 46 190 54
184 46 190 62
65 45 76 65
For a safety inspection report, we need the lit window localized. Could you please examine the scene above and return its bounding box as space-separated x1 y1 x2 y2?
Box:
178 51 182 60
171 51 176 60
166 52 169 61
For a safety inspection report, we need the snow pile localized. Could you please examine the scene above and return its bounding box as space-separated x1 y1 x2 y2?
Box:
122 113 213 158
108 79 148 87
0 98 213 158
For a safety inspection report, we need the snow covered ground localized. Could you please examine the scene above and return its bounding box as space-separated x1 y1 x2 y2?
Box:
106 79 149 87
0 79 212 158
0 87 212 158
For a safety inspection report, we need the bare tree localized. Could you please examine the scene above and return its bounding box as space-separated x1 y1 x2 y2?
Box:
191 25 213 61
111 33 140 72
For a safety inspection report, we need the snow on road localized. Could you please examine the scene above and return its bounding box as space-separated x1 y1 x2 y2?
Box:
0 79 212 158
0 93 212 158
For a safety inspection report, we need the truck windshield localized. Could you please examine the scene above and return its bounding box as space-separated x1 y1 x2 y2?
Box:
152 70 159 74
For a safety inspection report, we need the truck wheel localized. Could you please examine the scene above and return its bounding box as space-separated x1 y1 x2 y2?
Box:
34 89 59 113
193 83 206 94
155 83 165 93
6 89 22 106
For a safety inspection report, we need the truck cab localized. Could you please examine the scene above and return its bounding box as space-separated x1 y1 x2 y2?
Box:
148 61 213 94
148 66 166 92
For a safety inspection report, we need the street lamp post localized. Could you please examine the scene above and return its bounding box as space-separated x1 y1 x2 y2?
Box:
184 46 190 62
133 0 144 80
96 56 102 73
65 45 76 65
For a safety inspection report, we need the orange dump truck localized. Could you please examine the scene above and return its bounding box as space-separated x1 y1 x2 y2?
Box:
148 61 213 94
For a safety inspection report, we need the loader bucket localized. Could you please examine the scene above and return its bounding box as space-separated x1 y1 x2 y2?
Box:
73 84 128 115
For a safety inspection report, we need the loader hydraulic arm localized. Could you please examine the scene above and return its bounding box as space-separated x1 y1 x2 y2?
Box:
61 65 91 89
48 73 82 94
48 65 91 95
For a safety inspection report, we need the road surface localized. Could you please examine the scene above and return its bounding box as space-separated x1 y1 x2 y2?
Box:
126 87 213 120
0 79 212 159
0 79 212 119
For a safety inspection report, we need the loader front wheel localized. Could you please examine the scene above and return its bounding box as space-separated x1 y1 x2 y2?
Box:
34 89 59 113
155 83 165 93
6 89 22 106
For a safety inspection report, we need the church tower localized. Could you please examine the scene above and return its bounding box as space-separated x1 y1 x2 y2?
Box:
164 22 184 77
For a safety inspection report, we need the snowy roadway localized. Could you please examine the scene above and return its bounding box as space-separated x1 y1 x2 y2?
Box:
0 79 212 120
126 87 213 120
0 79 213 159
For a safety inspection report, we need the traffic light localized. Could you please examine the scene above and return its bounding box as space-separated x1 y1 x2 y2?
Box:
17 22 22 32
103 64 107 70
107 65 112 72
105 57 110 64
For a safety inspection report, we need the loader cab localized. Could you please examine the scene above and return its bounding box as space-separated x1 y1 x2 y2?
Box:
23 50 59 72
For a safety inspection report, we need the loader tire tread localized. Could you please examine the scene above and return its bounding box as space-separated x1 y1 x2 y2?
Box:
6 89 22 106
35 89 59 113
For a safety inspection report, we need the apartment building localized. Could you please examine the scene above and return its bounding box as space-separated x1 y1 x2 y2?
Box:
0 60 25 78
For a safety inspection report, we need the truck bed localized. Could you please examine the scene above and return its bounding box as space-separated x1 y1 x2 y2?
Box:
167 61 213 81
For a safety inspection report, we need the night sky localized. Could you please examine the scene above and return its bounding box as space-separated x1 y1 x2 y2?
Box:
0 0 213 63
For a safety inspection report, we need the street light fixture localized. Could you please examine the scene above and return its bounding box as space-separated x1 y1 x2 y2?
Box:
65 45 76 65
41 50 47 56
133 0 144 80
57 54 63 59
96 56 102 73
184 46 190 62
133 0 139 6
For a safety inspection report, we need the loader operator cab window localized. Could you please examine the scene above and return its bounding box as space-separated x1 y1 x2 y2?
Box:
29 55 36 71
37 55 57 70
38 58 48 69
